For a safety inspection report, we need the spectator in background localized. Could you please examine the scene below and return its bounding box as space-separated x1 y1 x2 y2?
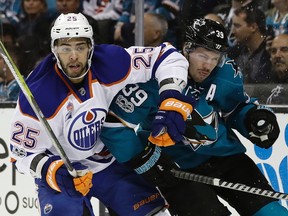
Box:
0 18 20 102
120 12 168 47
266 34 288 105
220 0 260 29
56 0 80 14
82 0 122 44
270 33 288 83
230 6 272 83
266 0 288 37
0 18 17 46
0 0 20 24
0 44 20 102
143 13 168 47
14 0 55 77
265 0 288 52
180 0 228 24
213 0 269 48
114 0 182 49
266 34 288 104
204 13 225 25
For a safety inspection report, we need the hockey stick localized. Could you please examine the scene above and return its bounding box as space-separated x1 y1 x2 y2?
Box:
171 169 288 200
0 41 77 177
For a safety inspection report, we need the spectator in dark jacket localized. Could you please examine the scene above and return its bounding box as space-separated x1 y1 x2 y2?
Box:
230 5 272 83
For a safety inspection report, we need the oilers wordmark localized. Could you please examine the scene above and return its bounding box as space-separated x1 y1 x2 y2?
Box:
68 109 106 150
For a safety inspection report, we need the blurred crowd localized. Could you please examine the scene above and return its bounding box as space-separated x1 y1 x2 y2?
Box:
0 0 288 104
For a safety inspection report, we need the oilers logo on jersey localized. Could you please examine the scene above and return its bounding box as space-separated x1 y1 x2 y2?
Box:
67 108 106 150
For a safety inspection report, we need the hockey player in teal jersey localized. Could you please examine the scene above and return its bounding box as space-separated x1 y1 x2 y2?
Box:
101 18 288 215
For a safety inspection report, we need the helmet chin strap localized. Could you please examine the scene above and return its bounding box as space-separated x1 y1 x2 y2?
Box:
58 62 90 81
65 68 89 81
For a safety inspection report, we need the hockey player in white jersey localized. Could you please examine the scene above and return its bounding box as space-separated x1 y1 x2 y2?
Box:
8 13 196 216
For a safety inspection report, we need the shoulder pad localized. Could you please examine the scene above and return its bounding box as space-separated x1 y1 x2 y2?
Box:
91 44 131 84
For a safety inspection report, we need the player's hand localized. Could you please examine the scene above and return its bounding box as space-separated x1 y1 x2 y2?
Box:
127 142 179 188
42 157 93 197
245 105 280 149
149 90 196 147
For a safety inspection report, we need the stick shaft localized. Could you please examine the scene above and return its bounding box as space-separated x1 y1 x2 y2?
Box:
171 169 288 200
0 41 77 177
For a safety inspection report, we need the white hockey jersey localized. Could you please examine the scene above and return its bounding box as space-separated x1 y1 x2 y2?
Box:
9 43 188 178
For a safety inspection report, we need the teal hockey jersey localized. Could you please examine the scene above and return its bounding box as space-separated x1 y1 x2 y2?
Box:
101 58 258 169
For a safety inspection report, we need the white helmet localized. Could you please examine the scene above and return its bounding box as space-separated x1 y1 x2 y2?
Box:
51 13 94 79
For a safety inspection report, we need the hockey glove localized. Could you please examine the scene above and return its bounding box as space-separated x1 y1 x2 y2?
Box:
42 156 93 197
127 142 179 188
149 90 196 147
245 105 280 149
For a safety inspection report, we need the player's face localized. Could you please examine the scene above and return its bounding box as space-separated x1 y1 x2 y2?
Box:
55 38 90 82
187 47 220 83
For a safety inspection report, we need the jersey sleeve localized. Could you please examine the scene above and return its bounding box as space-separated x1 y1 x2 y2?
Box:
108 80 159 127
94 43 189 103
225 99 258 137
125 42 189 86
9 103 53 177
208 58 258 137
